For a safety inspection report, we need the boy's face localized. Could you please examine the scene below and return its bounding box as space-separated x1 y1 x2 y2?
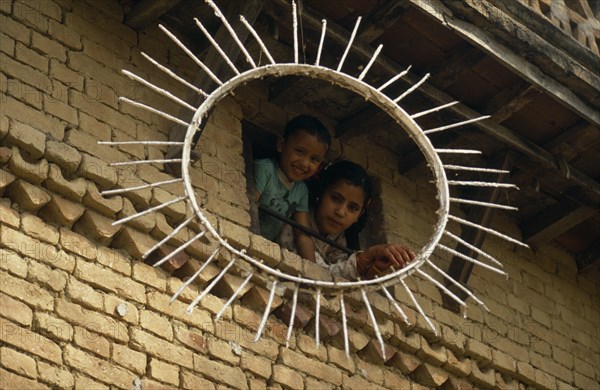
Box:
315 179 366 236
277 130 327 182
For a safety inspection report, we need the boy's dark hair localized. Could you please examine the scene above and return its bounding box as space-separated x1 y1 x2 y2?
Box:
284 115 331 147
310 160 373 249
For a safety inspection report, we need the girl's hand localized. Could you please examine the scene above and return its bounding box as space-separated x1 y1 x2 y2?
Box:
357 244 416 279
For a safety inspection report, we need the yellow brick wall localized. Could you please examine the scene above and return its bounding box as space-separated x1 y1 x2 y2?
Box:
1 1 598 389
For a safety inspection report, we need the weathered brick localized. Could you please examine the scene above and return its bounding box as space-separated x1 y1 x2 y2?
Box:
206 336 241 365
0 367 49 390
443 349 472 378
22 214 59 244
0 201 20 228
181 371 216 390
0 292 33 326
120 197 155 233
48 19 81 49
32 31 66 61
0 169 16 194
490 349 516 376
39 194 85 226
172 257 220 290
66 276 103 310
112 342 147 375
174 326 207 354
0 346 37 378
73 374 109 390
97 246 132 276
6 120 46 159
37 361 75 389
140 309 173 341
149 358 180 386
0 32 15 56
64 345 136 389
248 233 280 267
112 226 157 259
0 147 12 165
74 259 145 303
133 261 167 291
12 0 50 33
469 360 496 388
465 338 492 366
193 353 249 389
45 164 87 201
0 269 54 310
280 348 342 386
214 321 279 359
240 285 284 313
104 296 139 326
0 318 62 363
45 93 78 124
78 153 118 189
387 350 422 375
73 209 121 245
60 227 97 260
240 353 272 379
329 326 369 354
1 95 64 140
6 179 50 211
0 14 30 44
146 291 213 332
131 328 193 369
1 227 74 272
327 345 356 373
55 299 128 342
272 364 302 390
417 338 448 366
45 140 81 174
412 362 449 388
73 326 110 358
358 339 396 364
29 261 67 291
232 304 289 347
34 311 73 342
342 373 385 390
151 187 187 223
1 51 51 93
297 333 327 361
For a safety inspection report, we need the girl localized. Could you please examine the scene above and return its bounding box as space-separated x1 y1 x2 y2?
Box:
279 160 415 280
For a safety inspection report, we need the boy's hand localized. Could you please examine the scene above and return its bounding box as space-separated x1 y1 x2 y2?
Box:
357 244 416 279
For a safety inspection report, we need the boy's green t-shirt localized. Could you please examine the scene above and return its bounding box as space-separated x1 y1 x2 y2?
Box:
254 158 309 240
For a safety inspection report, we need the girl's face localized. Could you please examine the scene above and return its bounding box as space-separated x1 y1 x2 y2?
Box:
315 179 366 236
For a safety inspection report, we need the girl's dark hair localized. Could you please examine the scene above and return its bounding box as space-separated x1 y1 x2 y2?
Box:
284 115 331 148
309 160 373 249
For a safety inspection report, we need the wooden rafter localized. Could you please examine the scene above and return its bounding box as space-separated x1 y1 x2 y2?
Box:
125 0 183 29
576 243 600 274
358 1 409 43
483 82 542 123
520 197 595 248
428 44 486 89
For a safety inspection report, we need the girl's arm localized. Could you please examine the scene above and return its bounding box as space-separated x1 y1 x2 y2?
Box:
292 211 316 262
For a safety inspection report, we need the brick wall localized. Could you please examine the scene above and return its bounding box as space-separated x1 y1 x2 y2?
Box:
1 1 598 389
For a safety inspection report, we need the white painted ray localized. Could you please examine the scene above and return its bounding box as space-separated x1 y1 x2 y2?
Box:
194 18 240 75
119 97 189 126
186 257 238 313
401 279 437 335
416 269 466 307
112 196 187 226
448 215 529 247
98 141 185 146
361 288 386 357
394 73 430 103
378 65 412 91
339 293 350 357
358 44 383 81
255 280 278 342
447 180 518 189
141 52 209 97
425 259 490 311
411 101 459 119
424 115 490 134
292 0 299 64
444 230 504 267
435 148 482 154
285 283 300 348
315 287 322 348
158 24 222 85
215 271 254 322
337 17 362 72
381 285 410 325
153 230 208 268
240 15 275 65
170 245 221 303
437 244 506 275
205 0 257 68
101 178 184 196
442 164 510 174
143 215 195 259
449 197 518 211
121 70 196 112
110 158 182 166
315 19 327 66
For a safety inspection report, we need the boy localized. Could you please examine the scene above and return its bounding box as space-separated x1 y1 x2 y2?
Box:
254 115 330 262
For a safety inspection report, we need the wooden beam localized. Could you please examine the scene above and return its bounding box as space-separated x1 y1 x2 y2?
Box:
521 198 595 248
542 122 600 161
576 243 600 274
428 0 600 118
358 1 410 43
262 0 600 204
443 152 515 311
125 0 183 29
428 44 486 89
483 82 542 123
